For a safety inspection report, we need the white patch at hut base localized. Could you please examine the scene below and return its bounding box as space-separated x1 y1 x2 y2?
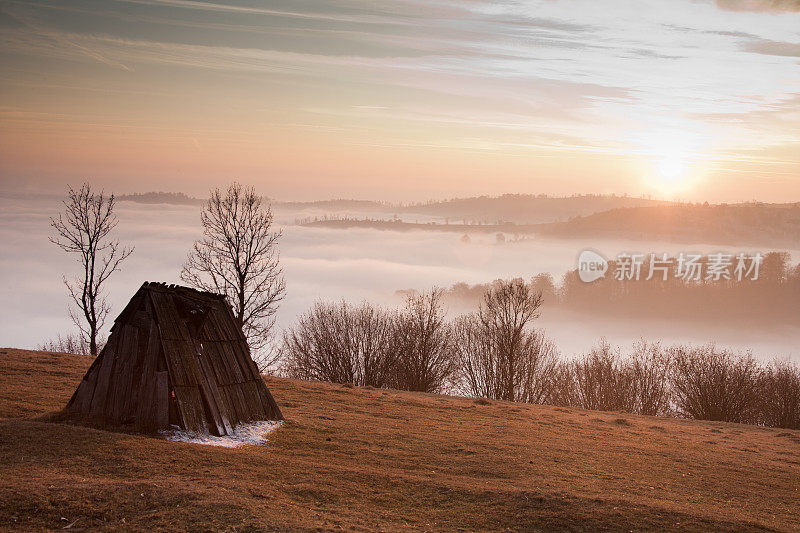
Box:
161 420 282 447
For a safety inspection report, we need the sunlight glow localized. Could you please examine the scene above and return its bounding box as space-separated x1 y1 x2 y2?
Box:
651 154 692 195
657 157 686 182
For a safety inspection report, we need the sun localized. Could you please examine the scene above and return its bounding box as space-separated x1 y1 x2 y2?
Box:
651 154 692 195
657 156 685 182
636 126 702 196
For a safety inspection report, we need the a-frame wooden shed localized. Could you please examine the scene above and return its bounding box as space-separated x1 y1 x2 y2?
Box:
66 282 282 435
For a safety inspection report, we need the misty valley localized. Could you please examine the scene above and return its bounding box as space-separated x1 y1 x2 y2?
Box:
4 192 798 362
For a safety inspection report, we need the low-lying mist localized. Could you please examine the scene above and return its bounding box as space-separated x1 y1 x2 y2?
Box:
1 194 798 362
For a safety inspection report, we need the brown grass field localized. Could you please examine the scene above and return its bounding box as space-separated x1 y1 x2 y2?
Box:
1 348 799 532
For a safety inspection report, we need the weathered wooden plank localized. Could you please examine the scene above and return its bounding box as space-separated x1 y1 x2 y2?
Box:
120 325 140 422
202 307 227 342
256 378 284 420
177 338 206 386
199 308 219 340
164 293 195 341
134 374 155 433
204 341 230 386
160 338 189 386
220 336 250 383
243 381 265 419
156 293 206 387
135 320 162 433
149 291 187 341
226 384 246 426
219 384 241 428
108 324 138 424
70 380 91 415
155 371 169 430
208 340 243 385
152 291 194 389
208 339 245 384
127 324 151 421
88 338 119 419
220 304 248 341
249 359 263 380
194 339 231 436
210 306 240 341
231 340 260 382
112 294 144 331
173 386 208 433
232 383 252 422
132 308 150 329
233 342 256 382
68 352 103 415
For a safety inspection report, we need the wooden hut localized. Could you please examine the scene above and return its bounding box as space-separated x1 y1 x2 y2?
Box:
66 282 282 435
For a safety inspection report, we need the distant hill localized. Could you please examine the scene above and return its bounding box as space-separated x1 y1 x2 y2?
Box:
541 203 800 246
117 192 204 206
307 202 800 248
117 192 673 224
118 194 390 211
274 199 388 211
303 219 526 233
400 194 669 224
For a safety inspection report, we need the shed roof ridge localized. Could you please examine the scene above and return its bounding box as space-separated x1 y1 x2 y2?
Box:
140 281 226 300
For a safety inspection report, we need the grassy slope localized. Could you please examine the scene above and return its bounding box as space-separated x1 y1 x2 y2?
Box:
1 348 799 532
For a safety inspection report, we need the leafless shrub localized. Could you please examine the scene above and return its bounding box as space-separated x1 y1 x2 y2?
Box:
542 361 577 407
281 300 399 387
37 333 106 356
50 183 133 355
758 360 800 429
450 314 493 396
629 341 673 416
452 279 559 402
669 344 760 423
392 288 454 393
279 277 798 431
572 341 636 412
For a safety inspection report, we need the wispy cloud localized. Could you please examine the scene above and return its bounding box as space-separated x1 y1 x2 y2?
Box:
1 4 134 71
745 39 800 56
715 0 800 13
1 0 799 199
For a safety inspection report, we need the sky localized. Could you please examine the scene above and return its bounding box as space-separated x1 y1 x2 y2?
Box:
1 0 799 202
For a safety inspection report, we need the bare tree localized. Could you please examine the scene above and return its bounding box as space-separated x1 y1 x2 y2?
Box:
453 279 558 402
393 288 454 393
181 183 286 367
50 183 133 356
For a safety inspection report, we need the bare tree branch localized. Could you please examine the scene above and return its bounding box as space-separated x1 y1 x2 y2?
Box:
392 288 454 393
181 182 286 370
452 279 557 402
49 183 133 355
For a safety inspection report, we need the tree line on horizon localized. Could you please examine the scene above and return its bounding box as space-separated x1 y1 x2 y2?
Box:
435 252 800 325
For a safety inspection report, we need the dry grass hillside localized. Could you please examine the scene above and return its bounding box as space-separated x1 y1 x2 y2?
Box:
1 348 799 531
